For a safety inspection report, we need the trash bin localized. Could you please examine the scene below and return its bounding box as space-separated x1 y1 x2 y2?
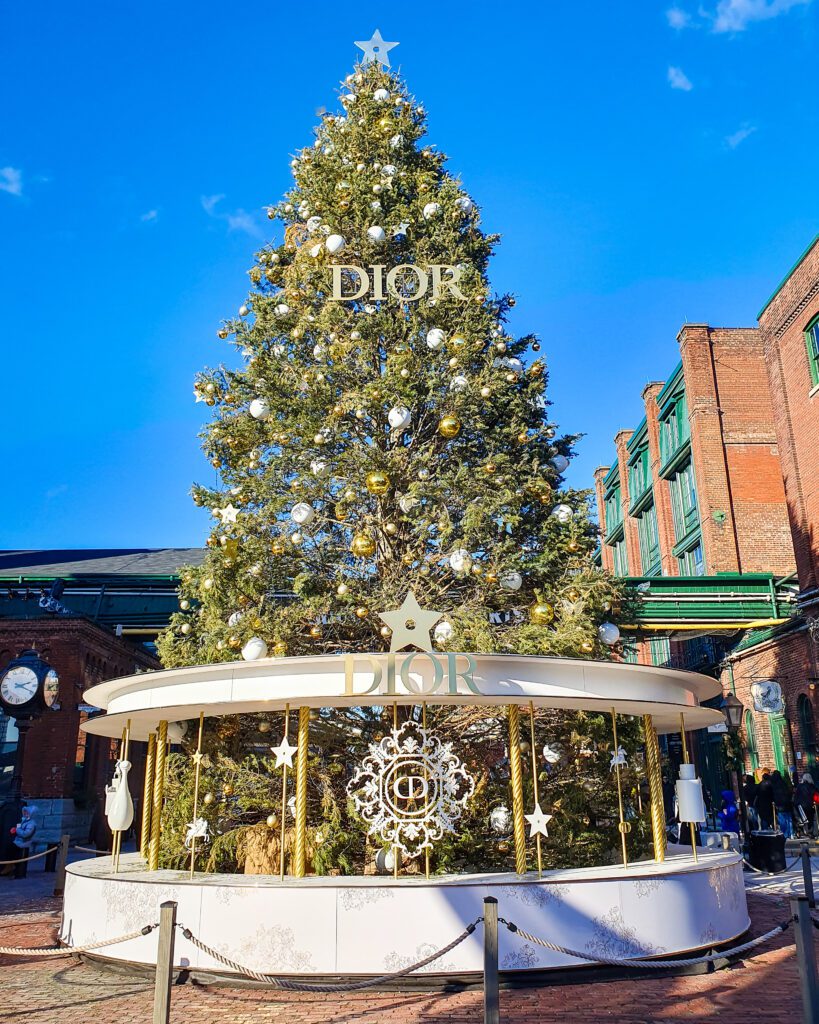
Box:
748 830 787 872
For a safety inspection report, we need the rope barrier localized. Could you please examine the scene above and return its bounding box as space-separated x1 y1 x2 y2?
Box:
70 845 106 855
500 917 791 970
0 846 58 866
178 918 482 990
0 923 158 958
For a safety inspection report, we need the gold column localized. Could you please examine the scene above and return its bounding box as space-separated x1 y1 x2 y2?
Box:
189 712 205 878
140 733 156 858
508 705 527 875
148 720 168 871
611 709 629 868
643 715 666 863
293 707 310 878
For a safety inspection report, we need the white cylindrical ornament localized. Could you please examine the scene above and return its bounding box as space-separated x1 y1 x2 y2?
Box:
291 502 314 526
249 398 270 421
676 765 706 823
242 637 268 662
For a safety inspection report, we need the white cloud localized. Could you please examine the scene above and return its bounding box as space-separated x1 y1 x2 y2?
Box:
711 0 811 32
45 484 68 500
140 209 159 222
0 167 23 197
666 6 693 27
725 123 758 147
201 194 261 236
668 66 694 90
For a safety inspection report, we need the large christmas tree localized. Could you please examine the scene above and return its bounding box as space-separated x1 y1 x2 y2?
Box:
156 42 646 875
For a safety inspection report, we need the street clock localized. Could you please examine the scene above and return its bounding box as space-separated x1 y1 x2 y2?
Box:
0 650 60 718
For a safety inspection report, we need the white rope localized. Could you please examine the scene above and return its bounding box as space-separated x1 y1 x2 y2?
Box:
0 924 157 957
503 919 790 969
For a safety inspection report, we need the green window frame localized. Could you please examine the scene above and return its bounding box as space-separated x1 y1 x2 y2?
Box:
659 391 690 467
649 638 670 666
604 482 623 534
677 541 704 576
612 536 629 575
628 447 651 504
744 710 760 771
636 502 661 576
799 694 816 766
669 460 699 542
806 315 819 387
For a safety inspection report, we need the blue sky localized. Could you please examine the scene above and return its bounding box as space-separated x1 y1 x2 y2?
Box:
2 0 817 549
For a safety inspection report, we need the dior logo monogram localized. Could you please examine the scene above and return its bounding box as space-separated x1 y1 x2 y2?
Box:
343 652 480 696
330 264 467 302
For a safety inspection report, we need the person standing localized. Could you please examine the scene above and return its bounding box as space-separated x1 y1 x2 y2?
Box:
771 770 794 838
795 772 817 833
755 772 775 829
10 806 37 879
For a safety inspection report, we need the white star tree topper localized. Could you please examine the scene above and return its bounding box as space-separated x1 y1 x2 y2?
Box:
525 803 553 838
354 29 399 68
378 591 443 653
271 736 298 769
218 503 239 524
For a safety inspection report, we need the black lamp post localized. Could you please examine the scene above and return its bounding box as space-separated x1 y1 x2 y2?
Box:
721 693 749 841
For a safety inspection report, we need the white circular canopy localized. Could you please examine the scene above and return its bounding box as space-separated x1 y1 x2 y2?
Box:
81 652 723 740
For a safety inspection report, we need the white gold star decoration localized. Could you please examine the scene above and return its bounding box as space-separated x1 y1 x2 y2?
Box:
378 591 443 653
193 387 205 403
348 720 474 858
524 803 553 838
218 503 239 524
354 29 399 68
271 736 298 769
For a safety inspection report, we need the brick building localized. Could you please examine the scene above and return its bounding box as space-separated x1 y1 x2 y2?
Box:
0 549 203 842
594 234 819 790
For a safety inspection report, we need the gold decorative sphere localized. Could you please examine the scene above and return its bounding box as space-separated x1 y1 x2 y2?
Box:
336 582 349 596
223 783 234 796
380 625 392 638
384 522 398 535
309 625 322 638
438 415 461 439
271 540 285 556
217 328 229 340
567 539 580 552
483 462 497 475
332 403 344 415
529 601 555 626
272 642 287 657
203 792 215 806
451 334 466 348
259 721 271 733
581 641 594 653
266 813 279 828
180 599 190 610
365 470 391 495
517 431 528 444
355 606 369 619
351 533 376 557
566 587 581 602
497 840 510 853
229 635 241 649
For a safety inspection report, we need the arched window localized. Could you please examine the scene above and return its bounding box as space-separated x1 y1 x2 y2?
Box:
744 710 760 771
799 694 816 764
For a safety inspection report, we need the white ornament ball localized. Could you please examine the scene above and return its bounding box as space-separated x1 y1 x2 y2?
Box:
449 374 468 392
228 611 244 628
449 548 472 574
367 225 386 243
373 88 390 102
382 164 396 176
310 459 328 477
490 804 512 833
456 196 475 215
426 328 446 350
551 503 573 524
388 405 411 431
423 202 441 220
389 134 404 149
598 622 621 646
434 621 454 644
505 357 524 375
274 303 290 317
550 455 570 474
325 234 346 254
239 304 249 317
291 502 314 526
242 637 268 662
180 622 191 635
500 571 523 592
249 398 270 421
306 216 322 233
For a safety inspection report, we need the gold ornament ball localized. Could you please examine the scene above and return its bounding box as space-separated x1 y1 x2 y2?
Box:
567 539 580 552
519 741 530 754
505 372 517 383
223 783 234 796
384 522 398 535
332 403 344 415
355 606 369 619
271 540 285 556
438 415 461 439
365 470 391 495
351 533 376 557
483 462 497 475
581 641 594 653
309 625 322 638
203 792 215 806
497 841 510 853
380 625 392 638
266 813 279 828
529 601 555 626
237 595 251 608
517 431 528 444
217 328 228 340
259 721 271 733
272 642 287 657
566 587 581 602
229 635 241 649
180 599 190 610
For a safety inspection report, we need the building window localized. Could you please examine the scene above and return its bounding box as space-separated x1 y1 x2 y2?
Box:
612 536 629 575
744 710 760 772
636 502 661 576
669 460 699 541
799 694 816 763
649 637 670 666
604 481 623 533
678 541 704 576
659 390 690 467
628 446 651 504
805 316 819 387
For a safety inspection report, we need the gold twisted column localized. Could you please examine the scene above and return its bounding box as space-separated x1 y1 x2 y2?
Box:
293 707 310 878
643 715 666 863
507 705 527 875
148 720 168 871
140 733 156 858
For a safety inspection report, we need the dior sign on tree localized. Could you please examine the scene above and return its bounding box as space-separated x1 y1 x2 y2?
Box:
329 263 467 302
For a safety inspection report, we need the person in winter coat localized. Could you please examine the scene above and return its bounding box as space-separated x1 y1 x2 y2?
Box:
718 789 740 835
10 806 37 879
755 772 775 829
771 770 794 837
795 772 817 832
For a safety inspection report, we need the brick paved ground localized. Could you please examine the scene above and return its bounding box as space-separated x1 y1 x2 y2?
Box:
0 887 810 1023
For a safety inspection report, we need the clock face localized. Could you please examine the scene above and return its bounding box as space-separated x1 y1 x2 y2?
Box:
43 669 60 707
1 666 39 706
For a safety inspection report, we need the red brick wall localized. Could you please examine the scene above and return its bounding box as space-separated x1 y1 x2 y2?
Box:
0 619 157 801
759 237 819 601
643 382 679 577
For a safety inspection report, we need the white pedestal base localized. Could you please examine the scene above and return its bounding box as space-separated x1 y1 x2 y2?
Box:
61 849 749 977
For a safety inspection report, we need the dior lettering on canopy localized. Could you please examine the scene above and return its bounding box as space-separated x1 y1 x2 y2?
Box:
330 263 467 302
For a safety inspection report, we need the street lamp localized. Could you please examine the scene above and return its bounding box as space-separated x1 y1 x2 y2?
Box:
720 692 749 842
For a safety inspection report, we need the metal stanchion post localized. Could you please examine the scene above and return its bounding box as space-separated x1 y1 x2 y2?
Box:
483 896 499 1024
53 834 70 896
802 843 816 909
791 896 819 1024
152 900 177 1024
